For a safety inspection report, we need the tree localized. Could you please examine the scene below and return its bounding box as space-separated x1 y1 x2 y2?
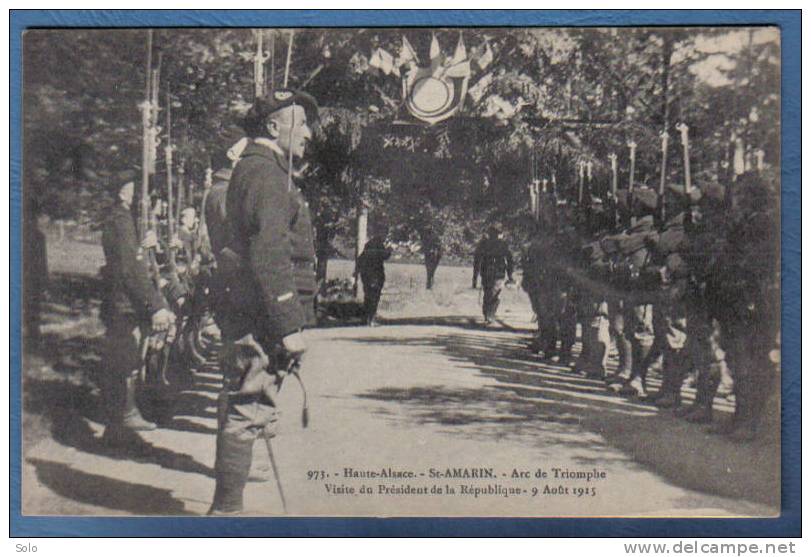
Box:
22 26 781 286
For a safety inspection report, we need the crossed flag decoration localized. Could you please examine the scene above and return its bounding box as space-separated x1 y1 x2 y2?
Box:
369 33 493 125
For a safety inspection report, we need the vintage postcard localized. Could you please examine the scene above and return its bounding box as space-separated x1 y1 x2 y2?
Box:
14 12 795 532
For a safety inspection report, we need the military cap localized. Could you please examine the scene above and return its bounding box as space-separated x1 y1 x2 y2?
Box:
666 183 703 206
213 167 233 182
241 88 319 136
632 186 659 214
695 180 726 204
115 168 137 185
105 168 137 195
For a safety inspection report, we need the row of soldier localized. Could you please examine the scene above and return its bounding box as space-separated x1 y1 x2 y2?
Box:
520 161 780 443
100 87 320 515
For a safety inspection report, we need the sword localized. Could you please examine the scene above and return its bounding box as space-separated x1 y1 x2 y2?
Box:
262 430 287 514
261 354 309 514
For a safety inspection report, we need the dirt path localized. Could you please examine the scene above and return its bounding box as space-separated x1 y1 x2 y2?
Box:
22 257 779 518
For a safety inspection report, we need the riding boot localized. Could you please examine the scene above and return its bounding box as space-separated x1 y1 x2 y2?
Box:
676 369 711 419
652 370 684 411
684 363 723 423
543 340 558 360
558 311 577 367
209 393 256 515
650 366 673 405
535 314 556 357
653 349 687 409
209 430 255 514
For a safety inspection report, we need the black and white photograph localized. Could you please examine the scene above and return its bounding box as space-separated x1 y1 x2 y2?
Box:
20 24 782 519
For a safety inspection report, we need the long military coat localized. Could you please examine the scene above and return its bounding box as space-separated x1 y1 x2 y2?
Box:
220 140 317 345
100 203 167 324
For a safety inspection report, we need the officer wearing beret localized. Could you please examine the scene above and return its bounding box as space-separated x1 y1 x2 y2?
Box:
208 89 318 515
100 171 175 442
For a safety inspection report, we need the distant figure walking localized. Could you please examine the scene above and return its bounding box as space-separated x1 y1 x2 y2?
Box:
357 235 392 327
472 225 514 325
422 230 443 290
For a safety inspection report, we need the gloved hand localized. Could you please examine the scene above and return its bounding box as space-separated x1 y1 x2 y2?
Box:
169 235 184 249
282 331 308 357
141 230 159 250
151 308 176 332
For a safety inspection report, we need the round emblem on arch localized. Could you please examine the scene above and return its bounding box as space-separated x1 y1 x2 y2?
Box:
409 77 452 116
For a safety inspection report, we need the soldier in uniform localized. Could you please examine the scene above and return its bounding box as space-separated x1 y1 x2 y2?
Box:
357 234 392 327
99 171 176 442
472 225 515 325
174 207 200 266
522 223 576 362
208 89 318 515
422 229 442 290
521 228 547 353
202 136 250 259
204 166 235 261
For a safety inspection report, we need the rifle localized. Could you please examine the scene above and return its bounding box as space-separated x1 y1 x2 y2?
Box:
253 29 270 99
284 30 294 88
585 160 593 228
627 140 637 227
197 164 213 260
165 84 178 274
676 123 692 194
139 30 162 284
659 130 669 223
609 152 619 228
176 158 185 225
577 160 585 207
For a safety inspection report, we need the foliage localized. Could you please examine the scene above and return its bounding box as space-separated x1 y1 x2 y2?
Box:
23 27 780 264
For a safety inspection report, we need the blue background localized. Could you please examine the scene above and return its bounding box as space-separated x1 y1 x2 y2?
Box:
9 9 801 538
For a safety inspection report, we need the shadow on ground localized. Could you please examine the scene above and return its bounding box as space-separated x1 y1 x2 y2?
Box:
27 458 193 515
346 329 780 509
380 314 534 334
24 273 218 481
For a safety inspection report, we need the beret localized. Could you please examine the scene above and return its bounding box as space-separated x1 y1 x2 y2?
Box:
241 88 320 136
